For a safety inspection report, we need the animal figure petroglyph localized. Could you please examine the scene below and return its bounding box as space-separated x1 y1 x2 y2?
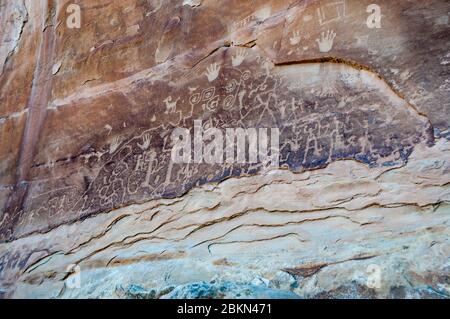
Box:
164 96 180 114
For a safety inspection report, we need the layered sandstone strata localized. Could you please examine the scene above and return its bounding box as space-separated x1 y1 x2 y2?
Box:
0 0 449 298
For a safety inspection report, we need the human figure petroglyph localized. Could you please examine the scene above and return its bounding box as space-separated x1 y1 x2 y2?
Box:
358 119 377 157
189 86 217 114
133 154 145 172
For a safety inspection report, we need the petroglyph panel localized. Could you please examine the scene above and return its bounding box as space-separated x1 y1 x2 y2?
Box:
0 0 449 299
0 46 433 240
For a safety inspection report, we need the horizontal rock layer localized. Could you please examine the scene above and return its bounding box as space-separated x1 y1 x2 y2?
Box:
0 139 449 298
0 0 449 298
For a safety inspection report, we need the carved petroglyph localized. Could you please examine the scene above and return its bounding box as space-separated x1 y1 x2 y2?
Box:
316 0 346 26
316 30 337 53
290 30 302 46
232 7 271 31
205 63 221 82
164 96 180 114
109 136 123 154
137 134 151 151
0 49 433 240
232 49 248 67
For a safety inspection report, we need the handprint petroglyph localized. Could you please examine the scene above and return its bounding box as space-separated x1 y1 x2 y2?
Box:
109 136 122 154
138 133 151 151
205 63 221 82
316 30 336 53
232 49 248 67
289 30 301 46
317 1 346 26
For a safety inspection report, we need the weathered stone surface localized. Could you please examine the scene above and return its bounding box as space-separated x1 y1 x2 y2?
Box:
0 139 448 298
0 0 449 299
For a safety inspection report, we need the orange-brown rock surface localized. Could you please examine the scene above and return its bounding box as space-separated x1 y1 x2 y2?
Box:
0 0 449 298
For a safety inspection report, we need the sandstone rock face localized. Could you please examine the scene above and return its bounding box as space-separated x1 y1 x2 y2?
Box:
0 0 449 299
